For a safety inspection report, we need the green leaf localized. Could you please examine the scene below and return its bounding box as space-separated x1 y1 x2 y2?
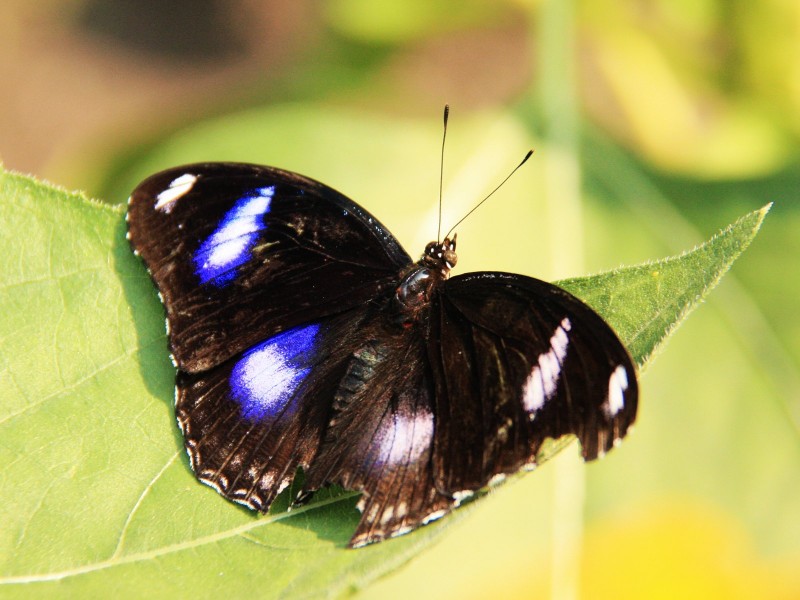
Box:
0 164 767 598
556 204 773 370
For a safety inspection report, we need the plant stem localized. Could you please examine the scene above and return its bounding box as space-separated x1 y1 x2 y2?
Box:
535 1 585 599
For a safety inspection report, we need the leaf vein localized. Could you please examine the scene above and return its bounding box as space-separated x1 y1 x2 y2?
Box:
0 491 360 585
111 451 181 559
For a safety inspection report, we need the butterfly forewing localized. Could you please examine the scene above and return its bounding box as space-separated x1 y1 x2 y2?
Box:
127 162 411 372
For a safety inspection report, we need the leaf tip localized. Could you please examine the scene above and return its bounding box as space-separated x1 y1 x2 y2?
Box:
748 202 772 235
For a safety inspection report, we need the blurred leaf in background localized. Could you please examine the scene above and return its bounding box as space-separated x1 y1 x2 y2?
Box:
0 0 798 598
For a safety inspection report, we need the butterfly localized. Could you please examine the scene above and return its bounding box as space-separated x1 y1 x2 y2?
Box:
126 155 638 548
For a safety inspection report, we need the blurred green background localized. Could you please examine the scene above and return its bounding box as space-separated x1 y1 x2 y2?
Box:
2 0 799 598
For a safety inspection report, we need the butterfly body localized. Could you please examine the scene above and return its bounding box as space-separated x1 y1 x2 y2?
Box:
127 162 638 548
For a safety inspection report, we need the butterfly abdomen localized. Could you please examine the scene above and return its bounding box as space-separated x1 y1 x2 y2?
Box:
331 341 391 416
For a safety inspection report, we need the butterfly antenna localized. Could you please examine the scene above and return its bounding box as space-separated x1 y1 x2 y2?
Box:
437 104 450 243
443 149 534 240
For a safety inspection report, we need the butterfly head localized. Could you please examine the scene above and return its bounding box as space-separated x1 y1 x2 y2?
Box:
423 235 458 275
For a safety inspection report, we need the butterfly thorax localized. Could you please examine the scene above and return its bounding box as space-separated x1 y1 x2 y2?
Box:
391 237 457 327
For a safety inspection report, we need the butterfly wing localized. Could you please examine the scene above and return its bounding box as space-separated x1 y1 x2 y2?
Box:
291 269 638 547
127 162 412 372
177 303 453 548
300 318 452 547
127 162 417 532
175 311 373 513
429 272 638 495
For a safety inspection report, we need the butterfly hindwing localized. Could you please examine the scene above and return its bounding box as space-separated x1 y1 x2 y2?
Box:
301 317 452 547
430 272 638 494
127 162 412 372
176 310 373 511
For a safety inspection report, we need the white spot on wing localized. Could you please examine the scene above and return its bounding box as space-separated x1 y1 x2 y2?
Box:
452 490 473 506
392 525 413 537
422 509 447 524
155 173 197 211
378 409 434 466
380 506 395 525
522 317 572 416
367 502 380 522
604 365 629 417
488 473 506 487
276 479 290 495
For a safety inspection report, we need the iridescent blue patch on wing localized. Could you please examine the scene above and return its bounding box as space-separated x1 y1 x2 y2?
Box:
230 323 321 421
193 186 275 286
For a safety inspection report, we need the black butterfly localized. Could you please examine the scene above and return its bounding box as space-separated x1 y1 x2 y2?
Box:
126 161 638 548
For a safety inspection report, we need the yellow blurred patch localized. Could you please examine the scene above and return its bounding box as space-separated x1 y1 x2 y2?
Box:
576 500 800 600
585 32 787 179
